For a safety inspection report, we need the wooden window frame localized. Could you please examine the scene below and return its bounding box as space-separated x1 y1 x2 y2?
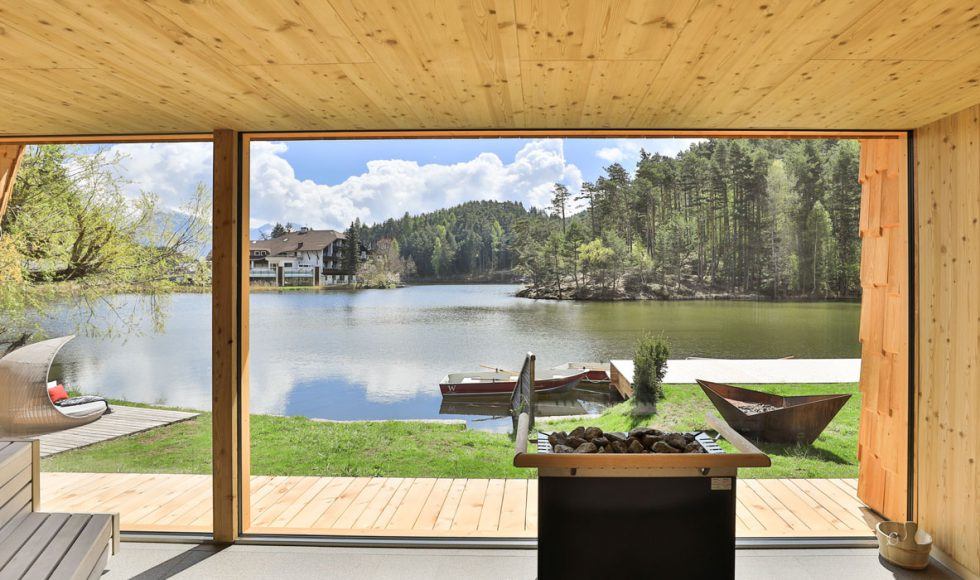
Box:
0 128 915 544
232 128 912 542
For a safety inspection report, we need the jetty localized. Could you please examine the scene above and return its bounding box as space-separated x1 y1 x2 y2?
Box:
609 358 861 399
37 405 199 457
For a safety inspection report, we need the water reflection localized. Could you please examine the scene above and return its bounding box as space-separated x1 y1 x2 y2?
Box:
44 285 860 430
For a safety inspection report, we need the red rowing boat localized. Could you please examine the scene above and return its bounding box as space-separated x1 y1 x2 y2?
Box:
439 370 586 397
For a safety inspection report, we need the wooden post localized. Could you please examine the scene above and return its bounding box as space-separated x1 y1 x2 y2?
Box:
0 145 26 228
212 129 247 542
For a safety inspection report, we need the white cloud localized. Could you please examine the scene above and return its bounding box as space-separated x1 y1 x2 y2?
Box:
596 138 707 168
101 139 585 230
248 139 583 230
105 142 213 211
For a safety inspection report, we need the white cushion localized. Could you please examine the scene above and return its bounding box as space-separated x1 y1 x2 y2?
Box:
58 401 108 417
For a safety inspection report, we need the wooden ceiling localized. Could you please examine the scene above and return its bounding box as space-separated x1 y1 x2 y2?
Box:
1 0 979 136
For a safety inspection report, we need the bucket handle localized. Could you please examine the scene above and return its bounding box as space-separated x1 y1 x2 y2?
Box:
887 522 918 545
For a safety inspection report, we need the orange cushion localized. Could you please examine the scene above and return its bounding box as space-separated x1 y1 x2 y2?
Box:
48 384 68 403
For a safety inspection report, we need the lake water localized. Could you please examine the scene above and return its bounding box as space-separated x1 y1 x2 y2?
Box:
47 285 860 431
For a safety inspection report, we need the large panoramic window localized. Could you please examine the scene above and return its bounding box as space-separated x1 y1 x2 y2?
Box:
2 142 214 533
242 136 872 538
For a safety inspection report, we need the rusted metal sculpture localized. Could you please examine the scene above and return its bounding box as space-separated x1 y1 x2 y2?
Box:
696 379 851 445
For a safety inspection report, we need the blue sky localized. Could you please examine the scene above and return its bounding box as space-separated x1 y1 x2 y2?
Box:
279 137 700 186
93 137 704 231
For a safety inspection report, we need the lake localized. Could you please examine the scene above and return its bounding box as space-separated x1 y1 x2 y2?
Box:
47 285 860 431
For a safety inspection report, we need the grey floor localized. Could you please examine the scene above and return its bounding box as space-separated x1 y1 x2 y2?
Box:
102 544 961 579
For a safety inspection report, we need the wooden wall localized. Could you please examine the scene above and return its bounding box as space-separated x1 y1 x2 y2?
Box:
856 137 910 522
915 105 980 579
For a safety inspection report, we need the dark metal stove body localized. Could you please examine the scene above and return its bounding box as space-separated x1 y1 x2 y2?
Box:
514 414 769 580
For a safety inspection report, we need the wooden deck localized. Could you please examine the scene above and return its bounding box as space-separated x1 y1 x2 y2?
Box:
40 474 881 538
37 405 199 457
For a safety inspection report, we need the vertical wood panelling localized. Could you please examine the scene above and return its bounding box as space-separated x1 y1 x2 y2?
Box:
915 105 980 579
0 145 25 225
212 129 243 542
856 137 909 522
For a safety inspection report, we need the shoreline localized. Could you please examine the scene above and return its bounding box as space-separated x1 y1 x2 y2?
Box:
515 285 861 304
203 281 862 304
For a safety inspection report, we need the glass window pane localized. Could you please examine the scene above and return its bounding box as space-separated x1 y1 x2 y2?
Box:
5 143 216 534
242 136 867 539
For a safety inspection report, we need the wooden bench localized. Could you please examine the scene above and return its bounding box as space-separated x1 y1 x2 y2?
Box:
0 440 119 579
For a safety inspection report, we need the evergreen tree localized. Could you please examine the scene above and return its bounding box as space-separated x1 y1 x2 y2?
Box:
550 183 570 234
787 140 826 292
827 141 861 296
342 219 362 278
806 201 835 296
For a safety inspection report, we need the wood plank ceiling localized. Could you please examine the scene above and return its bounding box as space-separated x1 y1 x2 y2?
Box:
1 0 979 135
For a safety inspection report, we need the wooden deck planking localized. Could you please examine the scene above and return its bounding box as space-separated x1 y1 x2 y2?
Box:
284 477 352 529
743 479 810 532
497 479 528 533
477 479 506 532
373 478 415 530
39 474 879 538
433 479 467 531
312 477 371 529
411 478 453 532
385 478 436 531
351 477 404 530
36 405 199 457
451 478 489 532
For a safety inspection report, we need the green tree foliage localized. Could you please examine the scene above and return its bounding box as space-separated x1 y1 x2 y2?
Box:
342 218 362 277
633 335 670 408
576 238 615 291
358 238 414 288
268 222 294 239
806 201 835 296
0 145 211 350
513 139 862 299
550 183 570 234
360 200 533 279
430 225 453 277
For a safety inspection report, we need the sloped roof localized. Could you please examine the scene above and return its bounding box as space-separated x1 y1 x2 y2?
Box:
250 230 343 258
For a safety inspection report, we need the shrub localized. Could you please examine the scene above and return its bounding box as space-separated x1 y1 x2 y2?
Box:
633 335 670 407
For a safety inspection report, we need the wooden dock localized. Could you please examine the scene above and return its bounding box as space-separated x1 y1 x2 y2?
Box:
609 359 862 399
36 405 199 457
40 474 880 538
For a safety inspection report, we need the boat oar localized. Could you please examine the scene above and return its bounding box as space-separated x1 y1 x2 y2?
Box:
480 363 519 374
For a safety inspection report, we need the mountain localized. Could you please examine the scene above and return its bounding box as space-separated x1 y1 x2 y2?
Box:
250 223 274 240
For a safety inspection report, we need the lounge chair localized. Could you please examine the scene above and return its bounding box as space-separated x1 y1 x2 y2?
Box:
0 336 109 437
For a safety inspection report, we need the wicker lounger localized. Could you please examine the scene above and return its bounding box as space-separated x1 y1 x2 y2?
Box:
0 336 108 437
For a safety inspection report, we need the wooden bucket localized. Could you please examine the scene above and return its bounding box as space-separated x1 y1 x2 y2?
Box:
876 521 932 570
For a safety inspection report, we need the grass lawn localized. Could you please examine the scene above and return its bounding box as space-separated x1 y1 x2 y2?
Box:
42 383 859 480
42 412 532 479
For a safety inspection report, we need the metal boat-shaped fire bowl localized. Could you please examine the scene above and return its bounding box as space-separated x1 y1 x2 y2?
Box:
696 379 851 445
